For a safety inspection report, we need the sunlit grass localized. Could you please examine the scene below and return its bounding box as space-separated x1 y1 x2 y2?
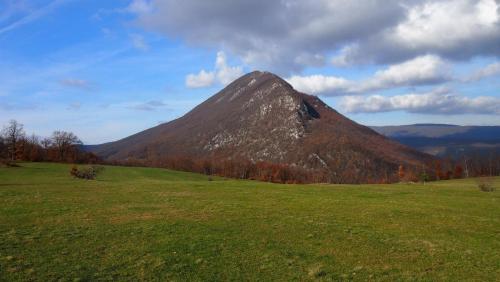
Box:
1 163 499 281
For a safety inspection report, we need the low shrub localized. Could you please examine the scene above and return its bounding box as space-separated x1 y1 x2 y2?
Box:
70 165 104 180
476 177 495 192
70 165 79 176
0 159 20 167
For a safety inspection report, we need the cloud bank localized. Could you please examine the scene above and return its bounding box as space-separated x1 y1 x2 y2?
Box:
129 0 500 72
128 0 500 116
340 88 500 115
287 55 451 95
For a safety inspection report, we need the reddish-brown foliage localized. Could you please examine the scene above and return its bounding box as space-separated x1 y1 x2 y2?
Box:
398 165 405 181
453 165 463 179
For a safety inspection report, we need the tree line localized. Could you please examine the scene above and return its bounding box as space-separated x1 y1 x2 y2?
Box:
0 120 99 164
109 150 500 184
2 119 498 183
107 156 336 184
397 155 500 183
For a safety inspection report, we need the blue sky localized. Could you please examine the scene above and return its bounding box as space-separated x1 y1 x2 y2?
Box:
0 0 499 144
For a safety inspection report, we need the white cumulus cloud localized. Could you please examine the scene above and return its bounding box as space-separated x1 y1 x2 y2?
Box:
286 75 352 95
186 70 215 88
185 51 243 88
287 55 451 95
214 51 243 85
355 55 450 92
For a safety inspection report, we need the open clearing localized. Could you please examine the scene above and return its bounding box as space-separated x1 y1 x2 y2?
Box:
1 163 499 281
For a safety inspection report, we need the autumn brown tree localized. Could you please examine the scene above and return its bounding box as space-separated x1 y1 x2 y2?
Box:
398 165 405 181
26 134 43 161
452 165 462 179
434 160 443 180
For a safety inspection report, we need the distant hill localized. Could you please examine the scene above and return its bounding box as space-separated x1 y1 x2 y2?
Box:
371 124 500 157
88 71 434 183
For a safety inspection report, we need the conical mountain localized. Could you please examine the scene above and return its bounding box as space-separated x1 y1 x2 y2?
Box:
91 71 433 183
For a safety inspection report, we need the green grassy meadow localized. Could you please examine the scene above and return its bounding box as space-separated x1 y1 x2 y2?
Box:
0 163 499 281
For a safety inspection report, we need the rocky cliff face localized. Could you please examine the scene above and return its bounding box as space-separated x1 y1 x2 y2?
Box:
90 71 434 183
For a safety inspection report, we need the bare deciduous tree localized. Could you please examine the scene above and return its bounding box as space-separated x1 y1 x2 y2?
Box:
1 120 25 160
0 136 5 158
40 138 52 149
51 131 82 161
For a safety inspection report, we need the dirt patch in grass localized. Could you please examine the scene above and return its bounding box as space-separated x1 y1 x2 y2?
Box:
307 264 326 278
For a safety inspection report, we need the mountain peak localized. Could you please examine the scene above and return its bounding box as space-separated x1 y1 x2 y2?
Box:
231 70 292 89
213 71 295 105
91 71 434 183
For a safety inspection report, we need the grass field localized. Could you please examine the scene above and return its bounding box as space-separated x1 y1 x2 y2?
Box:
0 163 499 281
